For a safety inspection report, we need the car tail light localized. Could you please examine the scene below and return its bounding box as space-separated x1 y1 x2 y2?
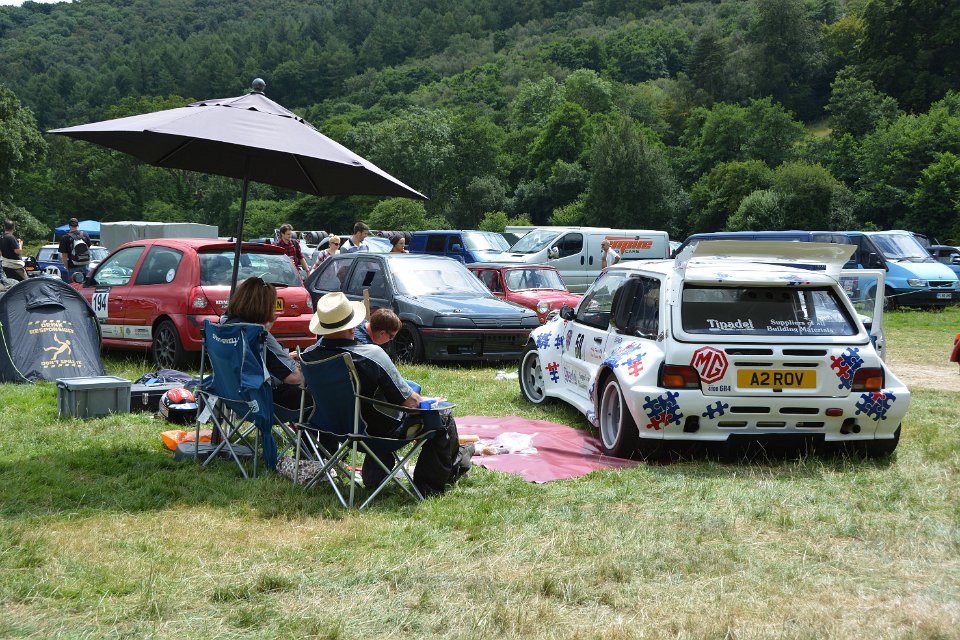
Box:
852 367 883 391
189 287 210 310
661 364 701 389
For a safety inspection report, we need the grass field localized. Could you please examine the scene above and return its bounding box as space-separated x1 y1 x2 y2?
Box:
0 309 958 639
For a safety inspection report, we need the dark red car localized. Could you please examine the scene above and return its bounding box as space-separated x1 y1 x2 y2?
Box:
467 263 581 323
72 238 315 368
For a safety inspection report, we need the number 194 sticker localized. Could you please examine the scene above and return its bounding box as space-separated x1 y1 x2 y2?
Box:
91 289 109 320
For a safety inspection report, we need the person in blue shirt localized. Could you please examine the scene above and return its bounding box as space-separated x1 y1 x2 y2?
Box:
353 308 401 345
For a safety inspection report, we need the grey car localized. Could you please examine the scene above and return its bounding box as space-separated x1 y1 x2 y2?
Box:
304 253 540 362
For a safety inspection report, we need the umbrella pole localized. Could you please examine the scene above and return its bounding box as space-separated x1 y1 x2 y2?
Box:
229 175 250 297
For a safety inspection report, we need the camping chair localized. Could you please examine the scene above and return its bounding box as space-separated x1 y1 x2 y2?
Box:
292 352 448 509
194 320 296 478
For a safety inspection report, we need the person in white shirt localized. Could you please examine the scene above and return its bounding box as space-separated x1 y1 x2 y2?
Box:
341 222 370 253
601 239 620 270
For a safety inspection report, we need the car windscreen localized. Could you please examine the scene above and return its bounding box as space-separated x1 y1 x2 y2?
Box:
681 285 857 336
392 258 493 296
509 229 560 254
871 233 934 262
199 250 301 287
504 268 566 291
463 232 509 251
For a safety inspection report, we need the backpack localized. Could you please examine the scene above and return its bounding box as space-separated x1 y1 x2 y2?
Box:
68 231 90 266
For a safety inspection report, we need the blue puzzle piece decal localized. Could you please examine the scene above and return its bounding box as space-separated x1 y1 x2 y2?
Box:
536 332 552 350
642 391 682 430
855 390 896 422
702 401 729 419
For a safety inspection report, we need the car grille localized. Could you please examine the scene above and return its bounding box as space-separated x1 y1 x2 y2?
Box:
930 281 955 288
473 317 524 327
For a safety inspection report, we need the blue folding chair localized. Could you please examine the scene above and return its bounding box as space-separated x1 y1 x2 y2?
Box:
194 320 295 478
293 352 447 509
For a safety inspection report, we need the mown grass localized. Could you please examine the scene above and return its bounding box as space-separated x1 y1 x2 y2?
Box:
0 310 958 638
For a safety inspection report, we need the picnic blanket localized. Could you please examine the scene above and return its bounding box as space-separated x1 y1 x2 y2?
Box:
457 416 640 483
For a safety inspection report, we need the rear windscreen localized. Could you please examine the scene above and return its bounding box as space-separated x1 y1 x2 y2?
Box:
681 285 857 336
199 250 301 287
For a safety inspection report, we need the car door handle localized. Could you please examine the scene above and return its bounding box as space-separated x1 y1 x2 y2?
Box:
594 337 603 343
581 256 584 265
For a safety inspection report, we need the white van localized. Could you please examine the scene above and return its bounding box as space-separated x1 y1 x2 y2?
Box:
500 226 670 292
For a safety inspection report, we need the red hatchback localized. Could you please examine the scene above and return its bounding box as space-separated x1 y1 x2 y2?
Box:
72 238 315 368
468 263 581 323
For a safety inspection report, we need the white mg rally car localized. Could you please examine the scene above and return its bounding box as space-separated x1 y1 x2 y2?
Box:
518 241 910 458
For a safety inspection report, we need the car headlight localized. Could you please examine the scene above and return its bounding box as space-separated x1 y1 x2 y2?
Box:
433 315 475 328
907 278 927 287
536 301 549 315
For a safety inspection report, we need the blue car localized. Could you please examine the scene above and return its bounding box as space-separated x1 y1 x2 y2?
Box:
408 230 509 263
304 253 540 362
29 243 109 279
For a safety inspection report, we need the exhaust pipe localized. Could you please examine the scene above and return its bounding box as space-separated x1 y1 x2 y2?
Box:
840 418 861 435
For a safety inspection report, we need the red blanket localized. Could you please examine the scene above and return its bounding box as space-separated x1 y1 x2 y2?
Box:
457 415 640 483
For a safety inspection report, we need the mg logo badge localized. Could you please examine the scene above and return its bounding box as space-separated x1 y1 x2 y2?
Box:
690 346 728 384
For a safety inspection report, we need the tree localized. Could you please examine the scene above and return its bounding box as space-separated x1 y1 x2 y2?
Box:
727 189 786 230
507 77 563 130
366 198 444 231
586 114 683 233
561 69 613 114
0 84 46 203
527 101 590 181
856 92 960 228
770 160 850 230
906 152 960 241
858 0 960 112
688 160 774 234
478 210 531 233
746 0 823 118
826 68 900 139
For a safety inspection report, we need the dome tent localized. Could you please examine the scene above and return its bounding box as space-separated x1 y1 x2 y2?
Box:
0 278 103 383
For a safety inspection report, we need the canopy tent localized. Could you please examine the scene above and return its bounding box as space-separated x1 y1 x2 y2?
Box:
53 219 101 239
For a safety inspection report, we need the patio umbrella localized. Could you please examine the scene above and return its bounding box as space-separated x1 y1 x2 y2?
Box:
48 78 426 293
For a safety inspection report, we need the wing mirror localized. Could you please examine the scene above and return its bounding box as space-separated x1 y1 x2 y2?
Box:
451 243 463 252
559 304 575 320
72 271 85 284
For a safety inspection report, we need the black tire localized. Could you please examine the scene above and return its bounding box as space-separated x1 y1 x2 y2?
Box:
863 425 901 458
883 285 898 311
152 319 189 369
518 342 550 404
598 378 644 459
393 321 424 363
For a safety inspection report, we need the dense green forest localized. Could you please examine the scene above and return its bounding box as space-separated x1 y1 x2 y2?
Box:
1 0 958 244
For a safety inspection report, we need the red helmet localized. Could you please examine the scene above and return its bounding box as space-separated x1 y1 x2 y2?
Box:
159 388 198 423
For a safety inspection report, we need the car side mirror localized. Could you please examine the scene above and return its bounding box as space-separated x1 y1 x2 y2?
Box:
451 243 463 252
548 247 560 260
559 304 575 321
866 252 885 270
72 271 85 283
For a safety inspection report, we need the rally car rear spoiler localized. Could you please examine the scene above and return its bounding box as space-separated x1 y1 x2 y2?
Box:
675 240 856 280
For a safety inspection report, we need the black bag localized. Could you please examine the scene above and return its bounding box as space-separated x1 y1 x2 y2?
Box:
68 231 90 266
412 413 471 497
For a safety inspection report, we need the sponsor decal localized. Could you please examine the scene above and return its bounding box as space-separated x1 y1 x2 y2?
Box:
213 334 239 345
565 329 573 350
574 333 585 359
605 236 654 256
91 290 109 320
830 347 863 390
690 346 728 384
855 390 896 422
705 318 754 331
642 391 683 430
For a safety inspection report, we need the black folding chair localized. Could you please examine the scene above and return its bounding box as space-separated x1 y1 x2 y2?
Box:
293 352 448 509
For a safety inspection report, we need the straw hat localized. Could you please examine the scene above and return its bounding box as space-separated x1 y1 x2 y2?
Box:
309 292 367 336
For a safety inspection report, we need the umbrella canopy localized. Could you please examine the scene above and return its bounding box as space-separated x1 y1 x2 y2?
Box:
48 79 425 292
53 219 100 238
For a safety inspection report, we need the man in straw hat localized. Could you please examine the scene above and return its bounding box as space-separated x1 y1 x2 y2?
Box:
301 292 469 496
